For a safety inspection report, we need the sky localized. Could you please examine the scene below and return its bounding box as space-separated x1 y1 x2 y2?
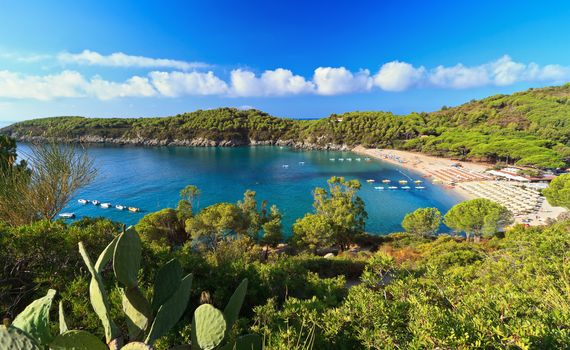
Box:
1 0 570 124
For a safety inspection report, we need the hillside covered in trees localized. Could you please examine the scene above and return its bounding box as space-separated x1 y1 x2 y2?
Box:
3 84 570 168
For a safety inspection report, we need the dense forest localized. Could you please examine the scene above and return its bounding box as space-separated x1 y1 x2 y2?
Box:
3 84 570 169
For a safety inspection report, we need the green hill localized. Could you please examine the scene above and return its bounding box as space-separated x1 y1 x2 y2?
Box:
3 84 570 168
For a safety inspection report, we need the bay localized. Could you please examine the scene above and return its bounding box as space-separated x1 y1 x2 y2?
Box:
17 144 463 234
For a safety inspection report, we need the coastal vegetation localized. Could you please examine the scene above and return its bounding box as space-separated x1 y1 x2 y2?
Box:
2 83 570 348
4 84 570 169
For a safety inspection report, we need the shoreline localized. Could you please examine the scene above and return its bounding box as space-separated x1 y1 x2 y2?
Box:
352 146 484 201
353 146 568 225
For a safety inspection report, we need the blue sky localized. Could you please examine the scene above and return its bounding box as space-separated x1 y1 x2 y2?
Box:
1 0 570 124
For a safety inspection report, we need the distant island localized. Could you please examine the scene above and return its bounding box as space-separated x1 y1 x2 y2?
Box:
3 84 570 169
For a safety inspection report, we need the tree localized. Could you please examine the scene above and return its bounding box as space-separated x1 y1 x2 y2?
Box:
444 198 513 241
260 205 283 248
0 135 17 169
177 184 201 220
237 190 263 238
293 213 333 254
401 207 442 237
136 208 187 248
310 176 368 251
543 174 570 209
0 142 96 226
185 202 246 249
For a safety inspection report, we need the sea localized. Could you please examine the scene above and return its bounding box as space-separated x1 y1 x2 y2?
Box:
17 144 463 235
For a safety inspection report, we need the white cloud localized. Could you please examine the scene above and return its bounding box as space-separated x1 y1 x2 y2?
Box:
313 67 372 95
87 76 157 100
429 55 570 89
230 68 315 97
149 71 229 96
58 50 208 70
373 61 425 91
0 70 86 100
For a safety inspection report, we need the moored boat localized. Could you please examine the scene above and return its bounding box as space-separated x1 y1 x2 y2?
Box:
388 186 398 190
128 207 141 213
401 186 411 190
58 213 75 219
374 186 384 190
399 180 408 184
101 203 112 209
78 199 88 204
414 180 423 184
415 186 426 190
115 205 126 210
366 179 375 183
382 179 391 183
91 200 100 205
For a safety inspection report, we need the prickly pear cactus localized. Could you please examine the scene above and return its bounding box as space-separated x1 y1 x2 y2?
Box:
49 330 108 350
95 235 119 272
79 242 119 344
11 289 55 345
121 342 155 349
145 274 193 344
223 279 248 336
192 304 226 350
122 287 152 340
113 226 142 288
58 301 68 334
0 325 41 350
151 259 182 313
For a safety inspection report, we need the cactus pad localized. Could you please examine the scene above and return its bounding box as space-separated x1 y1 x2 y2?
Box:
193 304 226 350
151 259 182 313
122 287 152 341
120 341 154 349
0 325 41 350
114 226 142 288
11 289 55 345
49 330 108 350
223 279 248 335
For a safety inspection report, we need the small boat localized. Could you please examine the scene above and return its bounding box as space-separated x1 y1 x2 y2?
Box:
91 200 100 206
298 161 305 165
355 158 361 161
346 158 352 161
399 180 408 184
382 179 391 183
414 180 423 184
415 186 426 190
78 199 88 204
101 203 112 209
128 207 141 213
115 205 126 211
329 158 335 161
58 213 75 219
401 186 411 190
364 157 371 161
282 164 289 168
338 158 344 161
366 179 375 183
374 186 384 190
388 186 398 190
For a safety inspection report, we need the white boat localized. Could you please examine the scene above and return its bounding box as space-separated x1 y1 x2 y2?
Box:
364 157 371 161
298 161 305 165
415 186 426 190
329 158 335 161
91 200 100 205
128 207 141 213
282 164 289 168
355 158 361 161
59 213 75 219
366 179 375 183
78 199 88 204
101 203 112 209
388 186 398 190
338 158 344 161
374 186 384 190
401 186 411 190
115 205 126 211
346 158 352 161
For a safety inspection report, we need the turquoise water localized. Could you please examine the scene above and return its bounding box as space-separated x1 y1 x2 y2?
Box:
17 144 463 234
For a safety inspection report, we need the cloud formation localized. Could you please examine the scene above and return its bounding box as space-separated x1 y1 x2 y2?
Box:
0 55 569 101
58 50 209 70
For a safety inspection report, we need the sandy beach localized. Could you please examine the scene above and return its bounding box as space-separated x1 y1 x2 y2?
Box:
353 146 568 225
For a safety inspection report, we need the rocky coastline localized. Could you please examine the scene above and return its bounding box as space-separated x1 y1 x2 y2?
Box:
8 133 352 151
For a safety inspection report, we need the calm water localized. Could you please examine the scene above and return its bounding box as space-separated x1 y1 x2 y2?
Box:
17 144 462 234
